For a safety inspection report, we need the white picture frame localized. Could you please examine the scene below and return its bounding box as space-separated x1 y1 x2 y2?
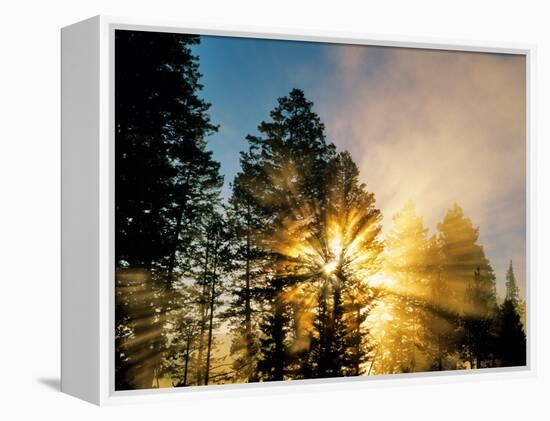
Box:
61 15 536 405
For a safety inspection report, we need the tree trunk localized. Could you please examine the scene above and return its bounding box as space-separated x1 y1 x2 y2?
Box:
355 306 361 376
183 337 191 386
195 238 210 385
437 333 443 370
166 176 190 288
244 200 253 382
273 297 285 381
204 234 220 386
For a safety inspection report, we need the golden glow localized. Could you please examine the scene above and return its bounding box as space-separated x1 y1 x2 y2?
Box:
323 260 337 275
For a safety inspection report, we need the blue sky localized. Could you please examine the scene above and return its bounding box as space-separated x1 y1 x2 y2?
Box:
192 36 527 299
195 35 344 198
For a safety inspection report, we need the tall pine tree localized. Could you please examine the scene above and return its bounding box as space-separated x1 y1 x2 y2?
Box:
496 260 526 367
437 204 497 369
247 89 336 380
375 201 430 374
115 30 222 390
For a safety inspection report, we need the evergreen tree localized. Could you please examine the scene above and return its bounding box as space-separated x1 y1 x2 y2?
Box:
343 283 378 376
160 303 200 388
423 235 456 371
505 260 520 307
496 260 526 367
203 217 230 385
113 36 526 386
376 201 430 373
190 212 230 386
237 89 336 380
496 300 526 367
309 280 347 378
312 151 383 377
225 146 271 383
115 30 222 390
437 204 497 369
256 283 293 381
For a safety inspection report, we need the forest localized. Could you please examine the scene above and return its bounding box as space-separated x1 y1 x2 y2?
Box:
114 30 527 390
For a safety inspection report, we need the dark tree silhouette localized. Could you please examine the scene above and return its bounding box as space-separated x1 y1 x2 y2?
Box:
115 30 222 390
235 89 336 381
496 261 526 367
223 145 273 383
496 299 526 367
310 151 382 377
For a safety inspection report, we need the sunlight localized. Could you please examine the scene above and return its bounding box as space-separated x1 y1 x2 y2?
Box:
368 273 394 288
112 31 527 388
327 221 344 257
323 260 337 275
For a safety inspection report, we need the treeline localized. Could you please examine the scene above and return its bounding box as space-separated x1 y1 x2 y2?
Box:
373 203 526 374
114 31 526 390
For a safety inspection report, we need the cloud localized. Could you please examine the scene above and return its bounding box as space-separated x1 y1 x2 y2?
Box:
319 45 526 296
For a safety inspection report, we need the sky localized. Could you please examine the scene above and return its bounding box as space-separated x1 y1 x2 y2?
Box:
193 35 527 300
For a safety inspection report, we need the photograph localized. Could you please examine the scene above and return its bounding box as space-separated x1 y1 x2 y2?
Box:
114 29 527 390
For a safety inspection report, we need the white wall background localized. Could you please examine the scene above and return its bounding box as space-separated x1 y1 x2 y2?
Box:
0 0 548 419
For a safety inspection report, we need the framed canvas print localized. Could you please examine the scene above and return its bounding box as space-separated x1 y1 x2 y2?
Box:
61 16 535 405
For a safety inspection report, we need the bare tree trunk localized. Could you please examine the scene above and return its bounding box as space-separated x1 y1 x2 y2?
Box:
244 200 253 382
195 239 210 385
368 346 379 376
183 338 191 386
204 235 220 386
